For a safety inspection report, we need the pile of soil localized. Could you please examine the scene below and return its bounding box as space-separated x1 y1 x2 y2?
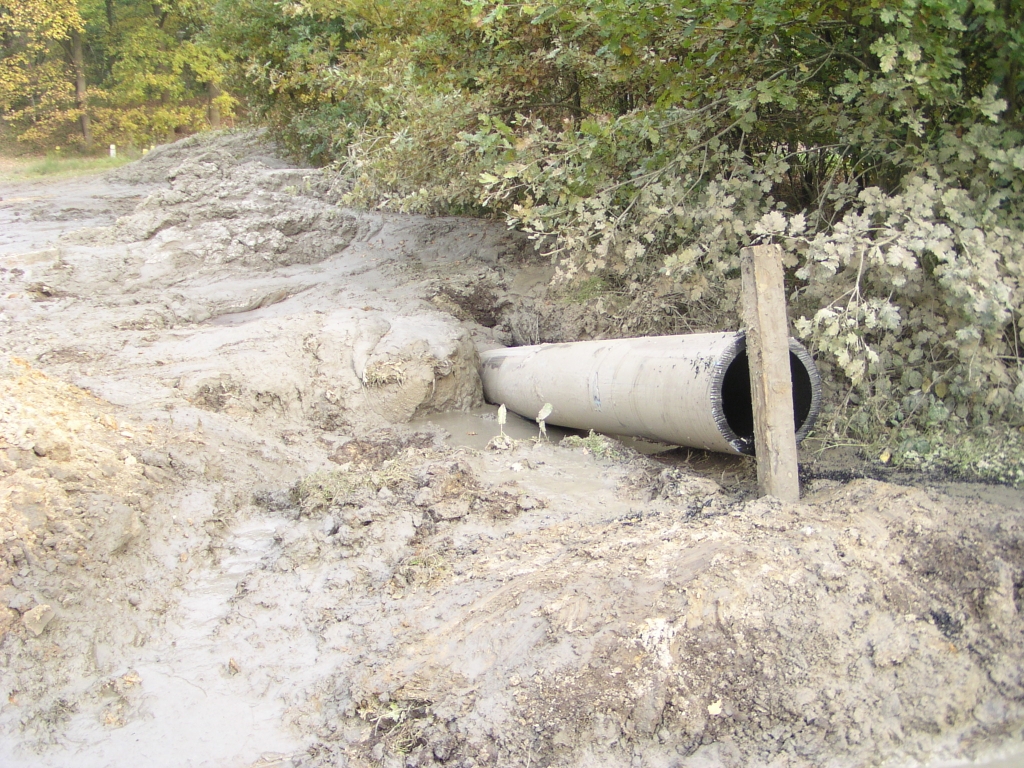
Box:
1 131 1022 768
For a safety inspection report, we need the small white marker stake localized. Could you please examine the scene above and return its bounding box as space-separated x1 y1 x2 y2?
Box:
536 402 553 440
497 403 507 437
109 144 116 158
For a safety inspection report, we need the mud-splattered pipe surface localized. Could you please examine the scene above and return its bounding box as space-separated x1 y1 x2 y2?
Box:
479 332 821 455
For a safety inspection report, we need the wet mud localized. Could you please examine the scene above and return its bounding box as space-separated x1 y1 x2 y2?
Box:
1 131 1022 768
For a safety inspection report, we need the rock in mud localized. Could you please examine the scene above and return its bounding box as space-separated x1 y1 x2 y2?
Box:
7 591 34 613
142 465 171 483
430 496 471 521
136 449 171 468
517 494 539 511
32 434 71 461
22 604 55 635
95 503 142 557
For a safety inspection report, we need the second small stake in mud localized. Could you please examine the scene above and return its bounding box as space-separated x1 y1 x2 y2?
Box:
740 243 801 502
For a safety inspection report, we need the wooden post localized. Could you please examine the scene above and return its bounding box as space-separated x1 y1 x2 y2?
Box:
740 244 800 501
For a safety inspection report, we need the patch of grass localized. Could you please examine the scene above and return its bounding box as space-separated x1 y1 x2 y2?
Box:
355 696 432 757
362 360 407 387
561 430 626 461
0 152 134 182
297 461 413 512
568 275 610 303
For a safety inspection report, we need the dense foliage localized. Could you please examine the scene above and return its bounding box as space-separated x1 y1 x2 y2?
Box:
0 0 233 149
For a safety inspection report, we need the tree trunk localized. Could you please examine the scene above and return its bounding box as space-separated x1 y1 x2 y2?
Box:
209 82 222 129
1000 0 1018 120
71 29 92 150
105 0 115 29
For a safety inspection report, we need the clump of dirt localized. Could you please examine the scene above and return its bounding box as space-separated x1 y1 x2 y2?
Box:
359 316 484 422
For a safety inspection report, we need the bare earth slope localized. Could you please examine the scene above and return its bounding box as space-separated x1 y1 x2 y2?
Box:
1 132 1022 768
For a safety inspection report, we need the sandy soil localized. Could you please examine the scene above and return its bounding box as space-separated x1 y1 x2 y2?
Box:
1 131 1023 768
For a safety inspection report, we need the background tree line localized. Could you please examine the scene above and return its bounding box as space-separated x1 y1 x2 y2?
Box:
0 0 233 150
3 0 1024 474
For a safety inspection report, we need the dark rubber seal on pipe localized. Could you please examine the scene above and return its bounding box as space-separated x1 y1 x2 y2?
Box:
711 332 822 455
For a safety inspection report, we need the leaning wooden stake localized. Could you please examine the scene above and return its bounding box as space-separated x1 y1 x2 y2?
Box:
740 244 800 501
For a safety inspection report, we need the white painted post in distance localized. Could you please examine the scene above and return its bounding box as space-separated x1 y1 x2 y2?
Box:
109 144 116 158
740 244 801 501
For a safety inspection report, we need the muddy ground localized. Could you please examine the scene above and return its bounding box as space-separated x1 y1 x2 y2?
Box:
1 131 1023 768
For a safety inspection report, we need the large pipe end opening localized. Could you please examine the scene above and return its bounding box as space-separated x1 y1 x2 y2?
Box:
715 336 821 455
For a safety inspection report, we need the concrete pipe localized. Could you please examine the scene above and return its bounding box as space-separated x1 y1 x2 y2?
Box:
479 332 821 455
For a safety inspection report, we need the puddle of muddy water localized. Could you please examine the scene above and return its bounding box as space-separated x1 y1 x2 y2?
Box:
419 406 1021 509
410 405 578 449
55 666 301 768
414 406 760 500
414 404 694 456
174 518 280 633
414 405 765 509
